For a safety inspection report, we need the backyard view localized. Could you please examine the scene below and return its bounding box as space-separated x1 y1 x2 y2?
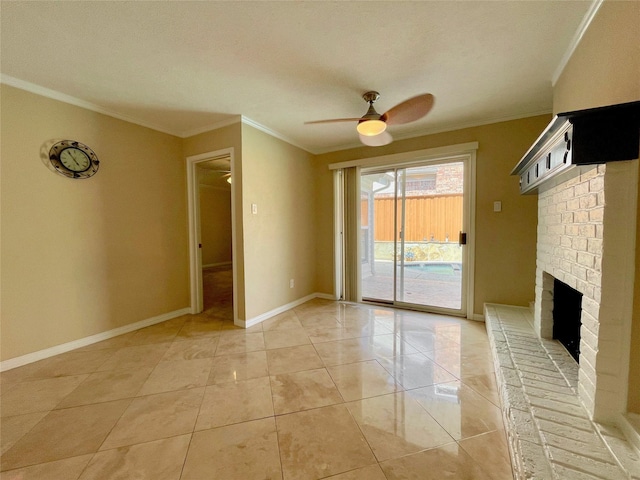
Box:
361 162 464 310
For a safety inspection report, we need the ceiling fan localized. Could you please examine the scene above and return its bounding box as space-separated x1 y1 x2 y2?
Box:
219 170 232 184
305 91 435 146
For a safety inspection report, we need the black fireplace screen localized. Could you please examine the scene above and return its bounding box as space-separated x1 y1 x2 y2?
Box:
553 278 583 362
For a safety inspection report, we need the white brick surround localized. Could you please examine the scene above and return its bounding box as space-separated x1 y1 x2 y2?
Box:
533 160 638 423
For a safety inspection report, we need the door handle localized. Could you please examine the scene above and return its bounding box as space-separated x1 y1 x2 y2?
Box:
459 232 467 246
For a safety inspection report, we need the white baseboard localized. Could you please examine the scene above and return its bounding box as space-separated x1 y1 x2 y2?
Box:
618 413 640 455
236 292 336 328
203 261 232 269
0 307 191 372
470 313 485 322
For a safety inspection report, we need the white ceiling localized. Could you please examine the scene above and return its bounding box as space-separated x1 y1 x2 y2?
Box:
1 1 595 154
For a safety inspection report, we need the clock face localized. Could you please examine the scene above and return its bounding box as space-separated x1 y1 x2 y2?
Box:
60 147 91 172
49 140 100 179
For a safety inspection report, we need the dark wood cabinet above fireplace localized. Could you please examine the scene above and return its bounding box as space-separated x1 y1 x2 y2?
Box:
512 101 640 194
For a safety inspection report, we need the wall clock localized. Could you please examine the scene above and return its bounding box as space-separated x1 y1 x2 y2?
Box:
48 140 100 179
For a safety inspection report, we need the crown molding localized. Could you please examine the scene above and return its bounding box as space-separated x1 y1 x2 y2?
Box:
552 0 603 86
240 116 313 154
179 115 242 138
1 74 179 137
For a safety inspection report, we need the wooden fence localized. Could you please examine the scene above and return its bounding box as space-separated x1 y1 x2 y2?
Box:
361 194 462 242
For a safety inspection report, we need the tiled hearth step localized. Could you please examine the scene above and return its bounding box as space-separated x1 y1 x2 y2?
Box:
484 303 640 480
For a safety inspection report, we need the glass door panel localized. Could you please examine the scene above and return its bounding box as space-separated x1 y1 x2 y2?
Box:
361 170 396 303
396 163 464 310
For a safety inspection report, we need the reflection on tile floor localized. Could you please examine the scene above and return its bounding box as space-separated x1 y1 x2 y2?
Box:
0 267 513 479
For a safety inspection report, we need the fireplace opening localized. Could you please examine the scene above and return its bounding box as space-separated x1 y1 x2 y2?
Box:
552 278 583 362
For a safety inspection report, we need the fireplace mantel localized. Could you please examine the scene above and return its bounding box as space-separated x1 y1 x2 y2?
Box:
512 101 640 194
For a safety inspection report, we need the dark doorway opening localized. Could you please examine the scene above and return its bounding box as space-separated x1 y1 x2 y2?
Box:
553 278 583 362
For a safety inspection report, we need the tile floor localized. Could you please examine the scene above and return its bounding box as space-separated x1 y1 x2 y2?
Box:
0 267 513 479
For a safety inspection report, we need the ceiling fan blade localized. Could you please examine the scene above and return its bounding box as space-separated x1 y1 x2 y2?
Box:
304 118 363 125
382 93 435 125
359 131 393 147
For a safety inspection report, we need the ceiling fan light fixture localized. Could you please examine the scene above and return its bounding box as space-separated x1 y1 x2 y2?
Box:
356 119 387 136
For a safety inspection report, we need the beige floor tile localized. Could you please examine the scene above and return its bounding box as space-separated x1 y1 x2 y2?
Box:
462 373 501 407
219 322 264 333
425 343 496 379
160 337 219 361
294 298 342 316
266 344 324 375
0 284 510 480
397 330 459 353
0 454 93 480
270 368 343 415
0 399 130 471
100 387 204 449
307 323 392 344
96 343 171 371
313 337 375 366
80 435 190 480
137 358 212 395
408 381 504 440
181 418 281 480
56 366 154 408
276 404 376 480
438 323 490 345
263 327 311 349
327 360 401 401
177 318 224 339
195 377 273 430
0 375 89 417
323 464 387 480
1 350 116 382
215 332 265 355
346 392 454 461
298 312 343 329
207 350 269 384
380 442 494 480
0 412 48 455
126 321 183 345
458 429 514 479
377 353 457 389
314 335 419 367
261 310 303 331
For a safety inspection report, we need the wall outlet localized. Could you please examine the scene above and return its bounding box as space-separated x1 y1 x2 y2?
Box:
289 279 294 288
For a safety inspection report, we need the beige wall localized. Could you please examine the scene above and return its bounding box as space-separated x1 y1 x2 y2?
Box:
553 1 639 114
552 0 640 413
315 115 550 316
241 124 318 319
199 186 232 266
1 85 188 361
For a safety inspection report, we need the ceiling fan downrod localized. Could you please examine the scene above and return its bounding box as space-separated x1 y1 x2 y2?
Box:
361 91 382 120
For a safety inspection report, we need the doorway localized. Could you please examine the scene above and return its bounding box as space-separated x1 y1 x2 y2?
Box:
360 159 469 315
186 148 237 321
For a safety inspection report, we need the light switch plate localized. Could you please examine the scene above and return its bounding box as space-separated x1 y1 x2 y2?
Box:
251 203 258 215
493 201 502 212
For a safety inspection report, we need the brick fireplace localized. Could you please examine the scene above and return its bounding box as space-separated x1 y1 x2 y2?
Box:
534 161 638 423
487 102 640 478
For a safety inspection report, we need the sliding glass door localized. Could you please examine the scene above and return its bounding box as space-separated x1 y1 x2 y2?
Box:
360 160 467 314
